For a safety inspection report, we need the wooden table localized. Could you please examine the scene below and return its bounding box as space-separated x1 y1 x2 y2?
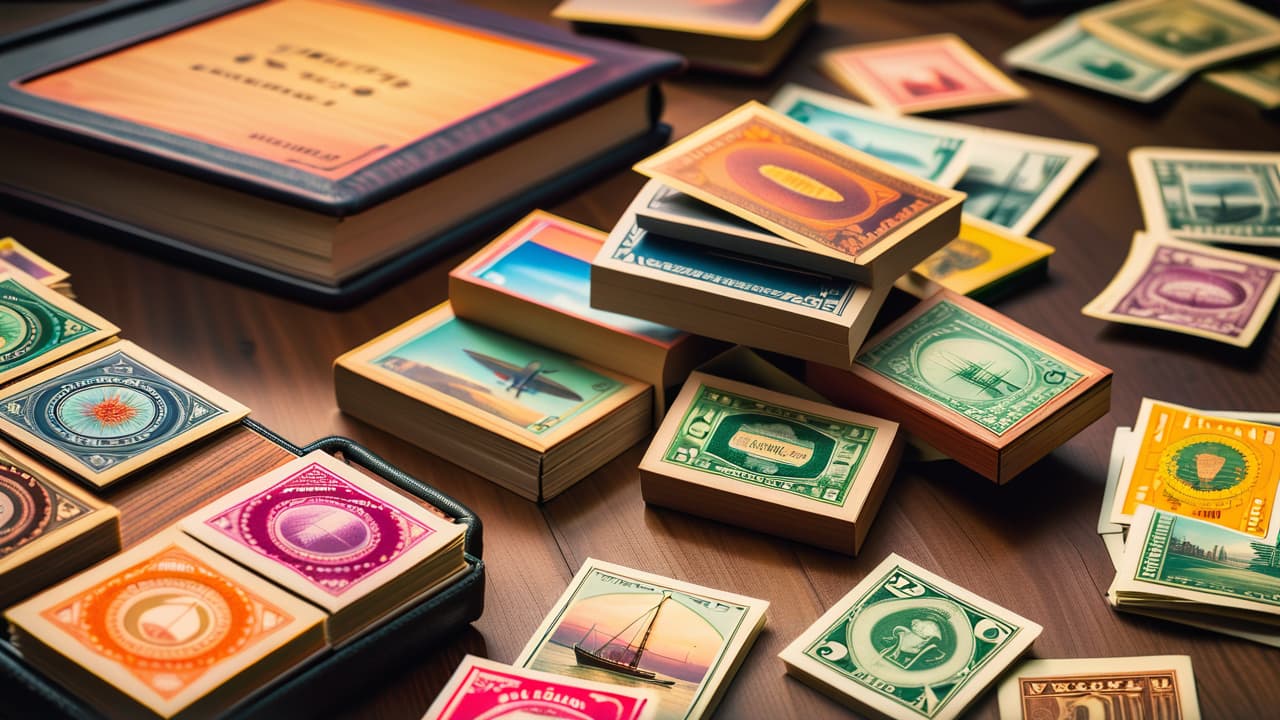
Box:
3 1 1280 718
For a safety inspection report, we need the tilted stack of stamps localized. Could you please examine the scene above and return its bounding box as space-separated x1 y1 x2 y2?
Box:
1006 0 1280 107
591 100 965 368
1093 399 1280 648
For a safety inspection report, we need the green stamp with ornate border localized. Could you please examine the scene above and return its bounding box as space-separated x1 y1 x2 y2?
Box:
803 563 1025 718
856 300 1085 435
662 383 877 506
0 277 102 375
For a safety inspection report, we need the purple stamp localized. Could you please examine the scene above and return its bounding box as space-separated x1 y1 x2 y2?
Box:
201 460 435 598
1085 233 1280 347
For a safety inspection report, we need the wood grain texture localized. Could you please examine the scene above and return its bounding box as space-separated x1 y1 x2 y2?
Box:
3 0 1280 718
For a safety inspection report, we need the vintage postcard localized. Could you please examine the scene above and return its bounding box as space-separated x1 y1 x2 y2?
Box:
5 530 325 718
769 84 971 187
633 101 964 269
856 291 1096 437
1083 232 1280 347
515 558 768 720
0 273 119 384
997 655 1200 720
820 34 1029 114
780 553 1041 720
1205 52 1280 109
336 303 648 451
1111 398 1280 539
0 340 249 487
1114 506 1280 618
1080 0 1280 72
642 372 900 518
425 655 659 720
453 210 685 347
896 216 1054 299
552 0 808 39
181 451 465 626
1004 16 1190 102
0 238 70 286
1131 147 1280 245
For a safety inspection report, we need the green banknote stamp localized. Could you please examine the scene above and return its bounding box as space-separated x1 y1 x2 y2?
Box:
857 300 1084 435
1136 510 1280 606
1109 3 1261 56
1152 158 1280 238
804 564 1024 719
0 278 99 373
663 383 877 506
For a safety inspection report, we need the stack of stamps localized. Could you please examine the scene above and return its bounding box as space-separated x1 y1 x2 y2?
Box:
591 180 891 367
819 34 1029 115
639 372 903 555
780 553 1042 720
449 210 722 418
0 271 118 385
423 655 658 720
997 656 1202 719
1096 399 1280 646
180 450 467 645
0 341 249 488
334 303 652 501
514 558 768 720
1007 0 1280 106
1083 232 1280 347
0 238 74 298
630 102 965 290
809 290 1113 483
0 440 120 610
5 531 327 720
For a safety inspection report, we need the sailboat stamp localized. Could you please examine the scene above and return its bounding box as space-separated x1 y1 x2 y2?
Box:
780 553 1041 720
515 558 768 720
1130 147 1280 245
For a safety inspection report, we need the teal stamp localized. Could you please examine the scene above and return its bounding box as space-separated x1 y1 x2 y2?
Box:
663 383 877 506
0 277 100 375
1136 510 1280 606
1150 158 1280 239
857 300 1084 435
804 564 1023 718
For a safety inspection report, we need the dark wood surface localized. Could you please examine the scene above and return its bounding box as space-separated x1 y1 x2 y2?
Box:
3 1 1280 718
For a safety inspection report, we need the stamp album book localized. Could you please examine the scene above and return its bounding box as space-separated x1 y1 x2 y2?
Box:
0 0 682 302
